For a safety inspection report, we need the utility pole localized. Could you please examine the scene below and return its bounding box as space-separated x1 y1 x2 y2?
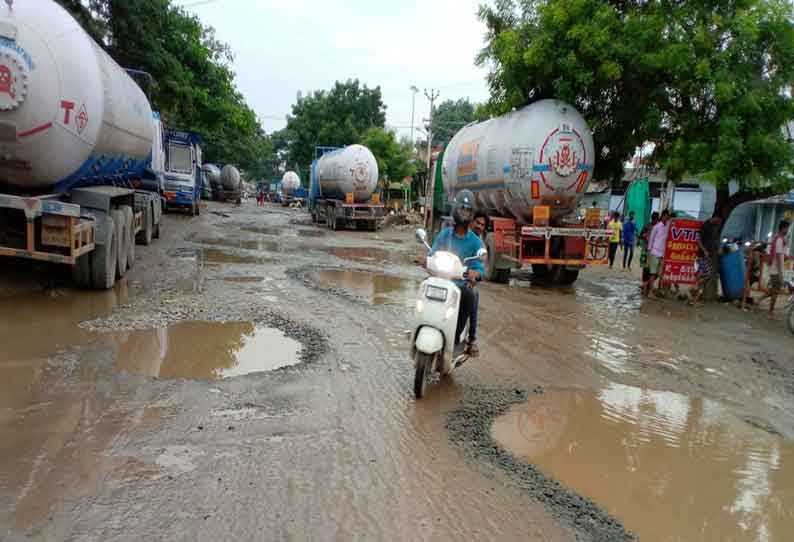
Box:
424 88 440 175
410 85 419 150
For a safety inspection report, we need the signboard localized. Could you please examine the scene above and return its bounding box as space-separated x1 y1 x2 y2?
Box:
661 218 702 285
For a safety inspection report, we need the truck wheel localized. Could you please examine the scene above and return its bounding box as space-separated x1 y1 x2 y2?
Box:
196 201 201 216
72 253 92 289
554 267 579 285
485 234 510 283
121 205 135 268
111 209 128 278
532 264 551 279
91 215 117 289
137 204 153 246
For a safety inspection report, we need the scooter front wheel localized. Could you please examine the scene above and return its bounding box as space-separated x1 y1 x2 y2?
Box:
414 352 434 399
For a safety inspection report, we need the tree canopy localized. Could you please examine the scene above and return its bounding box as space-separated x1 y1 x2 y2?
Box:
56 0 273 178
477 0 794 213
360 127 416 183
285 80 387 167
430 98 477 147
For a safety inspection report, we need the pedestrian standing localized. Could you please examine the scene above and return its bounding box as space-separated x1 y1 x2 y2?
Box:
622 211 637 270
643 209 670 296
607 211 622 269
764 220 790 319
690 214 722 305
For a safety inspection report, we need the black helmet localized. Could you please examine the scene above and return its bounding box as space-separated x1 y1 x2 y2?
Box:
453 189 475 227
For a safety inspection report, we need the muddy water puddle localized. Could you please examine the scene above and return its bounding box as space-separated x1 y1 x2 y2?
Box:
491 384 794 541
168 246 275 265
113 321 301 379
241 225 325 238
319 246 406 264
307 269 419 306
0 284 129 409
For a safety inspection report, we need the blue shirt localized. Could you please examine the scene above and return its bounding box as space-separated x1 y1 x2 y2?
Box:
430 227 485 285
622 220 637 245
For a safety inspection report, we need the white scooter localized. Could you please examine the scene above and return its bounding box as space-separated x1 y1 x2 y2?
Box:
410 228 487 398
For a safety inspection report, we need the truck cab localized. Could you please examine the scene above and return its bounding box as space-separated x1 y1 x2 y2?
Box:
164 131 203 216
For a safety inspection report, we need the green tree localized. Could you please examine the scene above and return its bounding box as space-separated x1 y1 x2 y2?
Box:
431 98 477 146
360 127 416 183
477 0 794 216
286 80 386 167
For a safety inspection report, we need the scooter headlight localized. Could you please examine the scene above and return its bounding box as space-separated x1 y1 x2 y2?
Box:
433 252 458 274
416 299 424 313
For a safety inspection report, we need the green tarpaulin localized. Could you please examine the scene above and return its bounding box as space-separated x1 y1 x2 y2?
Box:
625 177 650 234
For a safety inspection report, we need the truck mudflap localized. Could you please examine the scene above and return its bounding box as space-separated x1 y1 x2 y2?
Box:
0 194 95 264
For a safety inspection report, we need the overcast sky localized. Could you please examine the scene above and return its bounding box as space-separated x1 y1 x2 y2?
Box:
175 0 491 141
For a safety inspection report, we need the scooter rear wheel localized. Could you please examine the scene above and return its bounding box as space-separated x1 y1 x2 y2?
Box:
414 352 434 399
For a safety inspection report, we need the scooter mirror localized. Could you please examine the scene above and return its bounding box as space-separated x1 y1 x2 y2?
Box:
477 247 488 261
415 228 427 244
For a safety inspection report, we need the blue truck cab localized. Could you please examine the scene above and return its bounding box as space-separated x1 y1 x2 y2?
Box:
164 130 203 216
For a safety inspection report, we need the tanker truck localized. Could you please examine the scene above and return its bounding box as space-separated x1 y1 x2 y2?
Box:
438 99 610 284
281 170 300 206
309 145 384 231
202 163 222 201
0 0 171 289
219 165 242 205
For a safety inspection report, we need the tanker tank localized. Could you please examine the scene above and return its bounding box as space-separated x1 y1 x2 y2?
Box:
282 171 300 194
316 144 378 203
220 165 241 192
202 164 221 188
442 100 594 224
0 0 155 192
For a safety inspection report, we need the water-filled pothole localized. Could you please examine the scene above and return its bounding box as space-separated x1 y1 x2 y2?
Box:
319 246 406 264
168 247 275 265
189 236 284 253
491 384 794 542
113 321 301 379
306 269 419 306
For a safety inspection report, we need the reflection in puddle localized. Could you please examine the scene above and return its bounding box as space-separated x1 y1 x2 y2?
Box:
307 269 418 306
241 226 324 238
491 385 794 542
320 246 404 264
189 236 284 253
113 321 301 379
168 247 274 265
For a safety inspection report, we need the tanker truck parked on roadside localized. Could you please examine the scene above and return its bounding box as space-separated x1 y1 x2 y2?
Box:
219 165 242 205
439 99 611 284
309 145 384 231
0 0 168 289
202 163 222 200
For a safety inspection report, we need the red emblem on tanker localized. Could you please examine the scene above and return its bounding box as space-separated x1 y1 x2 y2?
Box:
0 65 15 100
77 104 88 134
538 128 589 191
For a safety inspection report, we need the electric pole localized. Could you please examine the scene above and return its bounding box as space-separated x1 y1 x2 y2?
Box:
424 88 440 174
410 85 419 150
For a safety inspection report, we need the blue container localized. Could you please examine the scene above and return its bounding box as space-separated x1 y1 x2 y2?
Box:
719 249 746 300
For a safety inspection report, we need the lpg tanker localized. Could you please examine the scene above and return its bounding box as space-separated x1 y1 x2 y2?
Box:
0 0 175 289
220 165 242 204
438 100 609 284
309 145 384 231
282 171 300 195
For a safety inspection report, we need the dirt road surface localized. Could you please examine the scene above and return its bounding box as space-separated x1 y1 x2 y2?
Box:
2 201 793 541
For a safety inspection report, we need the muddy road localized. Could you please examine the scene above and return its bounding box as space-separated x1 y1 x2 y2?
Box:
2 201 793 541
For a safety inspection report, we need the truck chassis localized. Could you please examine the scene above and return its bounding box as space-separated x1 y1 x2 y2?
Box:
311 199 383 231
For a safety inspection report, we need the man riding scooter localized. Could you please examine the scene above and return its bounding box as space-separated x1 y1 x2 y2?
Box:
429 190 484 356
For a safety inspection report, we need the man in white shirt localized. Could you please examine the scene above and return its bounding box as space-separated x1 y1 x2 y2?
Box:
765 220 790 319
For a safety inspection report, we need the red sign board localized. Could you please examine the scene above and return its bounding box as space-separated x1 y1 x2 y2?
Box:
662 218 702 285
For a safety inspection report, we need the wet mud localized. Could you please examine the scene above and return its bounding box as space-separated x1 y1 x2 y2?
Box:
492 385 794 542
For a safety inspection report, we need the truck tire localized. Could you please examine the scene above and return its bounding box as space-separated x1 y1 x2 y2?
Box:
532 264 551 279
485 234 510 283
554 266 579 285
111 209 128 278
137 204 153 246
196 201 201 216
153 205 161 239
91 215 117 290
121 205 135 268
72 253 92 289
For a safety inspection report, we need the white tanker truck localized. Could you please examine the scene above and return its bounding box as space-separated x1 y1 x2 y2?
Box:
309 145 384 231
438 100 611 284
0 0 184 288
